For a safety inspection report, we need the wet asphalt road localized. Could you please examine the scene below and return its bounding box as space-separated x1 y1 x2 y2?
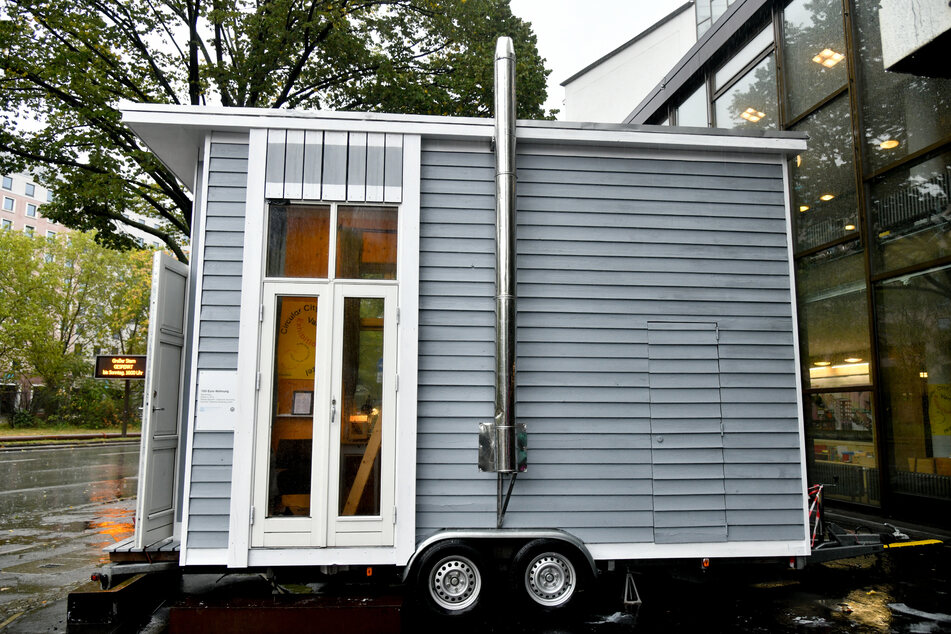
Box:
0 442 138 631
0 444 948 632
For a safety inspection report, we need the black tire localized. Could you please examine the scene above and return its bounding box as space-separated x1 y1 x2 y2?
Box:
511 539 588 611
415 540 486 616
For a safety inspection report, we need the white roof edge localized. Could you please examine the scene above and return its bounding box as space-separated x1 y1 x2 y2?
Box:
121 102 806 190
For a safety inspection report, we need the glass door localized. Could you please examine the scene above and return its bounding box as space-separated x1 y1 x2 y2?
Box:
328 284 397 546
252 202 399 549
252 284 331 548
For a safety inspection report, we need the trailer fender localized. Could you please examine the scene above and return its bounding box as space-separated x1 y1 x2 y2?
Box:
402 529 597 583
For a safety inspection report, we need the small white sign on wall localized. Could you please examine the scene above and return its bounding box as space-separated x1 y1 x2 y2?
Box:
196 370 239 431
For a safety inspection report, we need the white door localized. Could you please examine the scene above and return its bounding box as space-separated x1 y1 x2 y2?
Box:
251 282 397 548
135 253 188 548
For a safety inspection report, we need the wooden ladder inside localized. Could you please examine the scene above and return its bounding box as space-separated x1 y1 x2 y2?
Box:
342 421 382 515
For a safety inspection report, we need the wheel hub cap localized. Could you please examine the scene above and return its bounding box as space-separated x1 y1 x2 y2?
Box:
430 557 480 610
526 553 575 606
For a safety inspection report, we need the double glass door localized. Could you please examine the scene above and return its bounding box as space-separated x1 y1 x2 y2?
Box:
252 283 396 547
251 202 399 548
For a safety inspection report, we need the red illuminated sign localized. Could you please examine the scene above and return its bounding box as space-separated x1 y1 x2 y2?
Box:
95 355 147 379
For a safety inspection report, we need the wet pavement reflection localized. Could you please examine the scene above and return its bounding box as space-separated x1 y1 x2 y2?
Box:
0 443 138 628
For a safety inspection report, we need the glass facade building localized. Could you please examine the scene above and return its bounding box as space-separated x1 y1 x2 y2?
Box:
631 0 951 523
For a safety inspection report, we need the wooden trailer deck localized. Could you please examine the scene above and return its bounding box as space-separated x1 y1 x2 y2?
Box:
106 536 181 563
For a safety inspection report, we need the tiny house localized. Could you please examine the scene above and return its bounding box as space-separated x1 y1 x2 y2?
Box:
120 40 809 614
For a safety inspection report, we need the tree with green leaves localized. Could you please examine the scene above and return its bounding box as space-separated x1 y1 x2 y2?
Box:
0 0 552 262
0 229 152 426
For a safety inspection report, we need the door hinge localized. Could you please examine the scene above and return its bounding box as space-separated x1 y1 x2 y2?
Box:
250 507 255 525
255 372 261 390
259 304 264 322
393 506 397 525
395 374 399 392
396 308 400 325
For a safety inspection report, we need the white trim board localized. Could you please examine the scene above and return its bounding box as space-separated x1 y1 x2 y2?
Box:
587 539 810 561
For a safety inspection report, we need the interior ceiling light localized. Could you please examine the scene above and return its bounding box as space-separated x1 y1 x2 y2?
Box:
814 361 832 366
820 193 835 201
844 357 862 363
845 224 856 231
740 107 765 123
813 48 845 68
800 205 810 212
880 139 900 149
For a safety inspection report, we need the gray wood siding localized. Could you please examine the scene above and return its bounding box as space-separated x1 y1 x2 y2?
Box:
189 139 248 550
416 140 803 546
187 431 234 548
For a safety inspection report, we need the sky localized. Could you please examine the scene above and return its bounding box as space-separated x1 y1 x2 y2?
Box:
508 0 685 117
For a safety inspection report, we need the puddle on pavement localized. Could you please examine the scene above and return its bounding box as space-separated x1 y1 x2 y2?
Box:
2 554 96 575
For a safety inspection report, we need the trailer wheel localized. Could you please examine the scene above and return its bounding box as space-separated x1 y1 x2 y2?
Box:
512 540 586 611
416 540 485 616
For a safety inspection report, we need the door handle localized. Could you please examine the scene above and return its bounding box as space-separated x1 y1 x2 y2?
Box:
330 398 337 424
152 406 165 412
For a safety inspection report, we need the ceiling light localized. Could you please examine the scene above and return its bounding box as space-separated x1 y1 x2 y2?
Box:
814 361 831 367
844 358 862 363
845 224 856 231
813 48 845 68
879 139 899 149
799 205 810 212
740 107 766 123
820 194 835 201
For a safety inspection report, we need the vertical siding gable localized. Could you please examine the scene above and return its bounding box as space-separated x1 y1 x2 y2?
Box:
264 129 404 203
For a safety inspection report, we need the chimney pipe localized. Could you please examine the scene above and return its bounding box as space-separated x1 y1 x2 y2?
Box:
493 37 518 474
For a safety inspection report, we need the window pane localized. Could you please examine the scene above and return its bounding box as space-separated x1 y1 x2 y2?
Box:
854 0 951 174
266 204 330 278
877 265 951 503
335 206 398 280
869 150 951 274
796 242 871 389
808 391 879 505
338 297 384 516
782 0 847 121
2 220 11 230
267 295 318 517
25 183 35 197
26 204 36 217
1 176 11 190
790 94 857 251
2 197 13 211
713 54 777 129
715 25 773 90
676 84 707 127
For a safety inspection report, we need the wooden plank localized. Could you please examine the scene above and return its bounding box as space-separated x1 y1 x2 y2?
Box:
342 422 382 515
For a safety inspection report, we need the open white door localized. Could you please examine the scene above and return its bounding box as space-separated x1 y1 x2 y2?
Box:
135 252 189 548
